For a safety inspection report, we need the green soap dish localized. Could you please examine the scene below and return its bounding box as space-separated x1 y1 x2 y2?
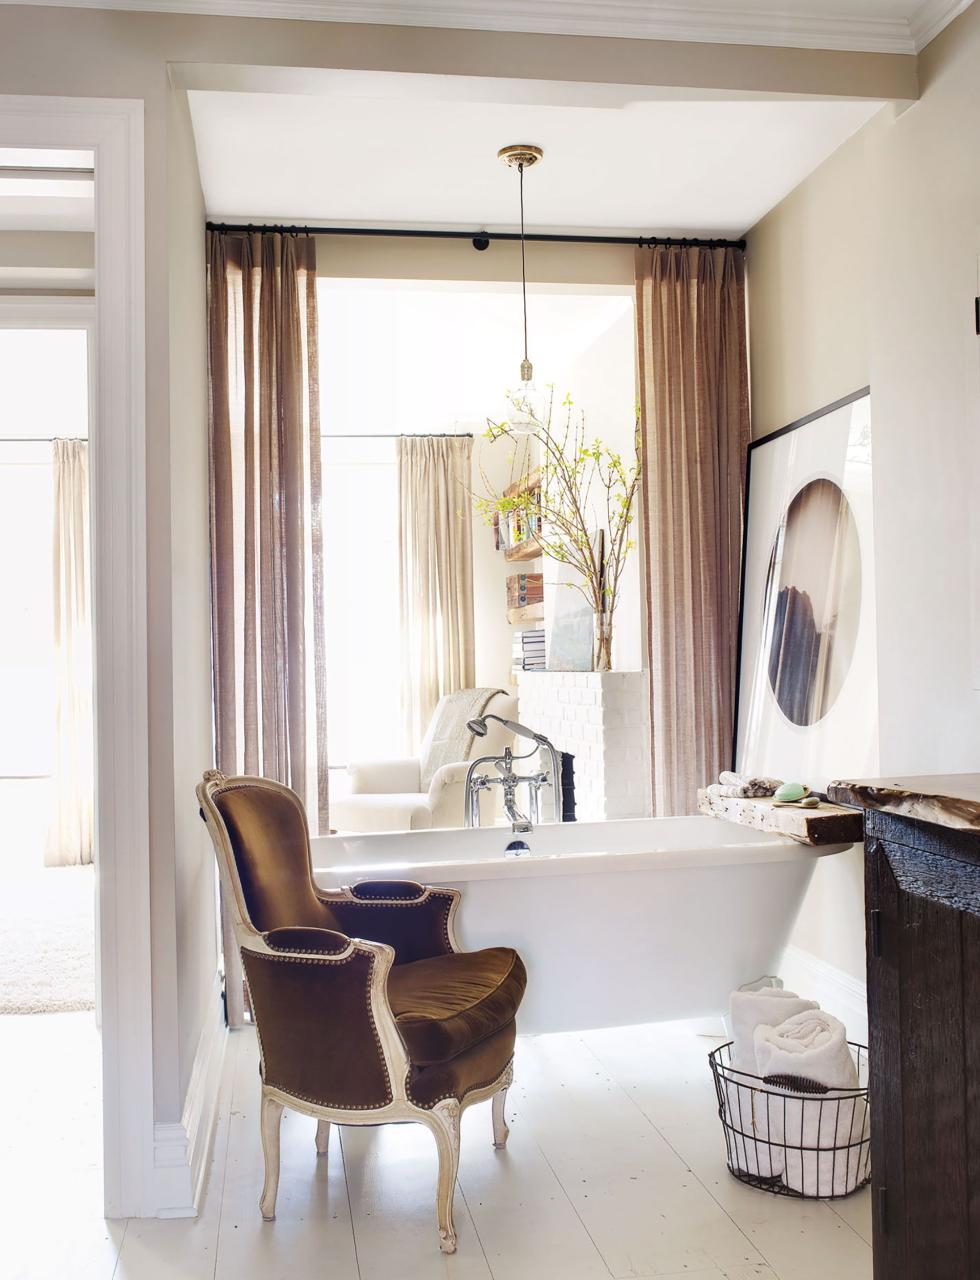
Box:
772 782 811 805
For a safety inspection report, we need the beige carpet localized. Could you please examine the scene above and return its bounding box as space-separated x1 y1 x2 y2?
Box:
0 865 96 1014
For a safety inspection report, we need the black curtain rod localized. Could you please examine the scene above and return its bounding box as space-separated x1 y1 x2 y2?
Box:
206 221 746 252
0 436 86 444
321 432 474 439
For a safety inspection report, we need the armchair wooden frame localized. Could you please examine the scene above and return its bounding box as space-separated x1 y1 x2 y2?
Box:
197 769 513 1254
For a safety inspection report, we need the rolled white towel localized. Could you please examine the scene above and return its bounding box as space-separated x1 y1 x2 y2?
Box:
718 771 783 798
722 1075 783 1179
724 988 819 1179
754 1011 869 1196
730 988 820 1072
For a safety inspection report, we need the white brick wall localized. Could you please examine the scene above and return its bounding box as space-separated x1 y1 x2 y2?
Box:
516 671 652 821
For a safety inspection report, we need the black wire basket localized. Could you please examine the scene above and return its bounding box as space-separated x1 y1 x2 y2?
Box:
708 1040 871 1199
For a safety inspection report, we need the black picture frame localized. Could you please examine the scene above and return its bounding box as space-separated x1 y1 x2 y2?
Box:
731 386 872 770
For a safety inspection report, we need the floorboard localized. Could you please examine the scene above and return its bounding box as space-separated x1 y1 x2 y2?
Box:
0 1011 123 1280
6 1016 873 1280
582 1022 873 1280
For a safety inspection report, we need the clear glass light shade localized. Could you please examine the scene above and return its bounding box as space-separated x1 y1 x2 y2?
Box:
508 373 549 434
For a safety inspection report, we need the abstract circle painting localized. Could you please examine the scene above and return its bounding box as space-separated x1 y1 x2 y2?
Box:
763 478 861 727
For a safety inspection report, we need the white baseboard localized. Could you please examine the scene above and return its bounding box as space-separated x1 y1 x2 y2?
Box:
780 944 868 1046
151 973 227 1217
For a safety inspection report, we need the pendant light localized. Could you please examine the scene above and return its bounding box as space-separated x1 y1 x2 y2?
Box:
498 144 544 427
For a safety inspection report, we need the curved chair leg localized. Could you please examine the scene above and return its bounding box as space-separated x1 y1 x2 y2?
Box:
259 1092 284 1220
422 1099 461 1254
492 1086 510 1150
315 1118 330 1158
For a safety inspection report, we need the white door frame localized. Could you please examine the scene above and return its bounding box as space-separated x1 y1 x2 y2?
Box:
0 96 151 1219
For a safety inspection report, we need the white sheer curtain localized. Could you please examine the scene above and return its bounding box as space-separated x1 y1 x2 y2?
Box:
398 435 475 751
45 438 93 866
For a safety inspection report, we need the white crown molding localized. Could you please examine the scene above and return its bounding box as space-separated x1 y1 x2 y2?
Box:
2 0 971 56
909 0 973 48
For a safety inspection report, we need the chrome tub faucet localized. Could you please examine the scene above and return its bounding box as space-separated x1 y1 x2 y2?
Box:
464 715 562 831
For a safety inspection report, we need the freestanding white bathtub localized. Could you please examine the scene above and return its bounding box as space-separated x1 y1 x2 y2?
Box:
312 816 850 1034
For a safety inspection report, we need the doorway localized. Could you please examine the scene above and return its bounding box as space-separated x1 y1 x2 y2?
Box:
0 97 152 1219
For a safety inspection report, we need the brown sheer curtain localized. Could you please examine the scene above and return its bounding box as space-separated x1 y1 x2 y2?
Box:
635 245 750 816
207 230 328 830
398 435 475 751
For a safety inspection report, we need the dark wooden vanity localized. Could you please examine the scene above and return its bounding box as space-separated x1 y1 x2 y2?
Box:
828 775 980 1280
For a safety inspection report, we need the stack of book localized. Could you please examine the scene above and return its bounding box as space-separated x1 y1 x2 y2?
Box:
513 628 546 673
506 573 544 608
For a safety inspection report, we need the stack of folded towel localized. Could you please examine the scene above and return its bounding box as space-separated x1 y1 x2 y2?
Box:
725 988 819 1179
722 985 869 1196
707 771 783 799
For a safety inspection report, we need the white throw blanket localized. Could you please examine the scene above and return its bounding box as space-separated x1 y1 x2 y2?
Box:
754 1011 869 1196
724 988 820 1178
418 688 505 789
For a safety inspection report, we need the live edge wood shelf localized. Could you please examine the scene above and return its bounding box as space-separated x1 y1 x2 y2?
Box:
826 774 980 1280
504 540 542 564
506 603 544 626
696 789 863 846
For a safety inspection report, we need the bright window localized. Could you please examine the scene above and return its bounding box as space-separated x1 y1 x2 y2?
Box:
317 277 636 768
321 435 401 765
0 325 89 778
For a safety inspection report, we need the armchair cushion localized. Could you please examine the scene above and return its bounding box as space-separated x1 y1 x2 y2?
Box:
425 761 473 829
348 757 421 795
408 1020 517 1109
329 792 434 832
388 947 527 1066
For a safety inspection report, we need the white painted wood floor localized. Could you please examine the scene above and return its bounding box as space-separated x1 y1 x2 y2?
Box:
9 1017 873 1280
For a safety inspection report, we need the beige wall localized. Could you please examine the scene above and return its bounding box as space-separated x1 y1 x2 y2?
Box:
746 2 980 982
747 127 872 440
167 89 217 1105
317 234 634 286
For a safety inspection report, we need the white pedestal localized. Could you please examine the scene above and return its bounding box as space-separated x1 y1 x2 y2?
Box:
516 670 652 821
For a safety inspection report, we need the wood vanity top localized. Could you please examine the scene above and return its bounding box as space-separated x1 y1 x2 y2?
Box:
827 773 980 833
696 788 863 846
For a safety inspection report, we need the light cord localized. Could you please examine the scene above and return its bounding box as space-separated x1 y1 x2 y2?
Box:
519 161 529 367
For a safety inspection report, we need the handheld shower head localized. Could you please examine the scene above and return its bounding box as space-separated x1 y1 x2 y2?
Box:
468 713 549 746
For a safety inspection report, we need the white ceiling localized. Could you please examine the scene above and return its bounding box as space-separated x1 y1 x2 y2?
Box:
3 0 972 54
189 78 883 237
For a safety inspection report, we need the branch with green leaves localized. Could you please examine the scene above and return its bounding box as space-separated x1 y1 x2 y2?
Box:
473 388 641 626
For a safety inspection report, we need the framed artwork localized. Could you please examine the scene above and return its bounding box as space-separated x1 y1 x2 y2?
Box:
733 389 878 790
546 556 594 671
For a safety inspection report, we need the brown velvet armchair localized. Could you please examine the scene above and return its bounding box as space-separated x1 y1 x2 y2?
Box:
197 769 526 1253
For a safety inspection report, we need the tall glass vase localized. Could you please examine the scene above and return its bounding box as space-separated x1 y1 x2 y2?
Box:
593 611 613 672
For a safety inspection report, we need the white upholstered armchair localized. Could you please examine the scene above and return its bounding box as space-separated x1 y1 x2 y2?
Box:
330 689 516 832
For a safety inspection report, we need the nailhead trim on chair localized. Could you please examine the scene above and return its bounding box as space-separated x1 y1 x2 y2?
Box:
406 1056 516 1110
264 937 350 956
243 946 395 1110
349 883 426 901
